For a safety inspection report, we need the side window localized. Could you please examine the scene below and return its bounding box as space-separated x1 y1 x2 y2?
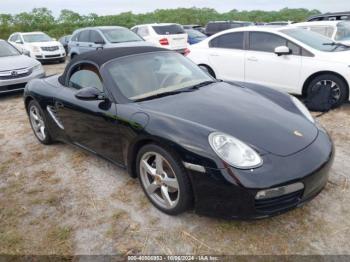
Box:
137 27 149 37
11 34 19 42
78 30 90 42
131 27 138 33
90 30 104 43
249 32 286 53
287 41 301 55
209 32 244 49
71 32 80 42
68 64 103 92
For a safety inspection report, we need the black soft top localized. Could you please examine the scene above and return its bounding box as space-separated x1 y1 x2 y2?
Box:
59 46 167 84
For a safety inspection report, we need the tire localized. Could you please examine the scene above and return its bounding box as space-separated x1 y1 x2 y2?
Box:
136 144 193 215
307 74 349 108
27 100 53 145
199 64 216 78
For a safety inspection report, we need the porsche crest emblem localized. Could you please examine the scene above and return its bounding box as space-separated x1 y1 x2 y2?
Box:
294 130 303 137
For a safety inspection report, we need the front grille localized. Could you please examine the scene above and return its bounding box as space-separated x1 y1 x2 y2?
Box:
0 68 32 80
0 83 26 93
41 46 59 51
45 54 61 58
255 189 303 213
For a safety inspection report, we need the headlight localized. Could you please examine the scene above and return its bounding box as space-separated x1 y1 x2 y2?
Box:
291 96 314 123
33 63 42 71
208 132 263 169
31 46 41 52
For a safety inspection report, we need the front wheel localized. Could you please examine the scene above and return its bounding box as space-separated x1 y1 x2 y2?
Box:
28 100 53 145
136 144 193 215
307 74 349 109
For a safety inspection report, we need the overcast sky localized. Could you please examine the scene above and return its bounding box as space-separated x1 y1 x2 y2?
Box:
0 0 348 16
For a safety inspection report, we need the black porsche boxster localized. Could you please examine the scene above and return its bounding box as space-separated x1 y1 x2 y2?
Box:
24 46 334 219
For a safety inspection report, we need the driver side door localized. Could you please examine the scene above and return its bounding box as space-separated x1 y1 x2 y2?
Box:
244 32 302 93
54 63 123 164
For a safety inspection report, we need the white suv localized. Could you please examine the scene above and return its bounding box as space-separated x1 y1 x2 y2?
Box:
293 21 350 46
131 23 188 54
188 26 350 107
8 32 66 63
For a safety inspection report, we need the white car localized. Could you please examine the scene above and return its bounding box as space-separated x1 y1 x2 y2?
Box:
293 21 350 46
131 23 188 54
8 32 66 63
188 26 350 107
0 39 44 93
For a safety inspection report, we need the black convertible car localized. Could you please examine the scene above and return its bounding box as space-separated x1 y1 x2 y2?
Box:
24 46 334 219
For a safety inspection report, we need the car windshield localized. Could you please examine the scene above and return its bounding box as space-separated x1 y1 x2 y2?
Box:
335 22 350 41
186 29 206 38
23 33 52 43
0 41 20 57
106 52 213 101
281 28 350 52
100 28 143 43
152 25 185 35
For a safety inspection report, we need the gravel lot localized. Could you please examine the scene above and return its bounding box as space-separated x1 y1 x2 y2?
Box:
0 62 350 255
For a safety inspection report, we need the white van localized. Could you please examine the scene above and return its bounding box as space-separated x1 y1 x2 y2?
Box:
294 21 350 46
131 23 188 54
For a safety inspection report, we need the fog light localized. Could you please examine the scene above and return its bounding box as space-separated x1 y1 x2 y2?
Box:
255 182 304 200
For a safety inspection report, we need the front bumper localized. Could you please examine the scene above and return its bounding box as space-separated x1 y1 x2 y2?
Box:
0 70 45 93
32 51 66 60
188 129 334 219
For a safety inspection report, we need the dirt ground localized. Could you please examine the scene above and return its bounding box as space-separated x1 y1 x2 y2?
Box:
0 62 350 256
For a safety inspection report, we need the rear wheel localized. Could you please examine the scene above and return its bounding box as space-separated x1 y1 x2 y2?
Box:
28 100 53 145
136 144 193 215
306 74 348 108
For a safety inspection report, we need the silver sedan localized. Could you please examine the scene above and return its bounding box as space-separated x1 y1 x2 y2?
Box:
0 40 45 94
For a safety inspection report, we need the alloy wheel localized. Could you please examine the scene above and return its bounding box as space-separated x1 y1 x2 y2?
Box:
314 80 341 104
29 105 46 141
139 151 180 209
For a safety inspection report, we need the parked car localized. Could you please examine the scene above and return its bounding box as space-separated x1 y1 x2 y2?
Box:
266 21 294 26
204 21 253 36
185 29 207 45
0 39 44 94
8 32 66 63
308 11 350 22
131 23 188 54
69 26 152 59
293 21 350 46
183 24 205 34
188 26 350 108
59 35 71 54
24 46 333 219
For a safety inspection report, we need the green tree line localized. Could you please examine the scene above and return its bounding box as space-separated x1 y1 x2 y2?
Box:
0 7 320 39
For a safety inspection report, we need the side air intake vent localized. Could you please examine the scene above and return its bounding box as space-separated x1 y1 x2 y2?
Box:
46 106 64 129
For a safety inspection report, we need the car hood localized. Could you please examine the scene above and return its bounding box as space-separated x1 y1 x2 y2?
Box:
0 55 38 71
140 82 318 157
26 41 61 48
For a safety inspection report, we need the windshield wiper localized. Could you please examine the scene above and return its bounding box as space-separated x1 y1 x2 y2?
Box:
187 80 218 90
134 89 194 102
323 42 350 48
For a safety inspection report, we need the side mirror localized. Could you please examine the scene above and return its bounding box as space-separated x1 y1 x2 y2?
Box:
75 87 105 101
22 50 30 56
274 46 291 56
94 41 105 45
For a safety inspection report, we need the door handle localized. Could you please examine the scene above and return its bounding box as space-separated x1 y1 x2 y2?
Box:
55 101 64 109
247 56 258 62
88 44 93 47
209 53 219 57
76 43 80 46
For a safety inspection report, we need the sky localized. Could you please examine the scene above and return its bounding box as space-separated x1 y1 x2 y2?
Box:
0 0 348 16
